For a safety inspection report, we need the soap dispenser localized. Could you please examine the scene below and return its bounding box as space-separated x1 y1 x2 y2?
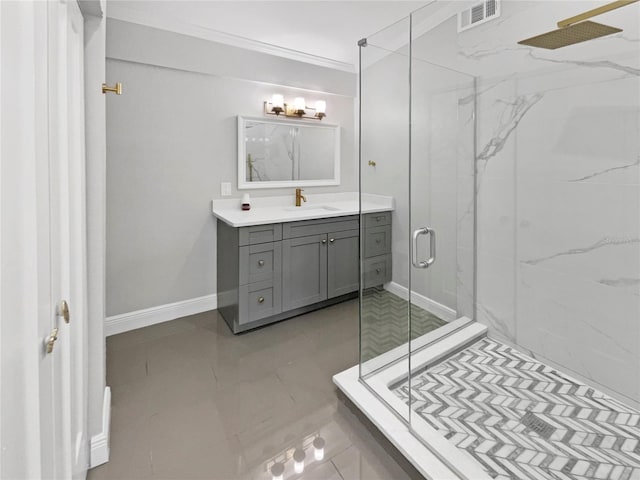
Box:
241 193 251 211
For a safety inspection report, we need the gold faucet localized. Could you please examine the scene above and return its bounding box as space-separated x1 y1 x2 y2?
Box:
295 188 307 207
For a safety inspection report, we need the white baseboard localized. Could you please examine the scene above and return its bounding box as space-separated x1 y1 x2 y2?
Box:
105 293 217 336
385 282 457 322
90 386 111 468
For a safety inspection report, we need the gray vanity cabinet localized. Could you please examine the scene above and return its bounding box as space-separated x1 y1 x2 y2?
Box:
327 229 359 298
282 234 328 310
217 213 390 333
362 212 392 289
282 216 359 311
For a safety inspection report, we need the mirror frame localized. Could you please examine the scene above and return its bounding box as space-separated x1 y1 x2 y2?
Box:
237 115 341 190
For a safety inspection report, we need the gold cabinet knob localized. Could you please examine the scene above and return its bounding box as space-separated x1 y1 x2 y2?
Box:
258 260 265 267
321 239 327 244
46 328 59 354
59 300 70 324
258 297 265 304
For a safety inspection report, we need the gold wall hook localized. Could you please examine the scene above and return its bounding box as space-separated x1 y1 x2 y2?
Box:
368 160 377 167
102 82 122 95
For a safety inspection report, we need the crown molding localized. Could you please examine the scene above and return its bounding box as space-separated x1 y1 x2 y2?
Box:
106 5 357 73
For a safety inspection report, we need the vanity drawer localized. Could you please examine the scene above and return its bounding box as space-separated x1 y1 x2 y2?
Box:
364 212 391 228
239 242 282 285
283 216 359 239
363 255 391 288
239 279 282 325
364 225 391 258
239 223 282 246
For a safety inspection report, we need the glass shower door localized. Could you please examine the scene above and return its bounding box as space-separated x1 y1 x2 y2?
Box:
406 3 477 448
359 17 411 421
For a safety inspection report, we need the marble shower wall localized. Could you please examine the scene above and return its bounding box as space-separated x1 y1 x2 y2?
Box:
476 67 640 406
457 2 640 406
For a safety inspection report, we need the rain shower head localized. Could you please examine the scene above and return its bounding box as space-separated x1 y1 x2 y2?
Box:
518 21 622 49
517 0 638 50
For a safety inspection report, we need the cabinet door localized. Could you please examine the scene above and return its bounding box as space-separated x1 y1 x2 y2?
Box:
327 229 359 298
282 234 328 310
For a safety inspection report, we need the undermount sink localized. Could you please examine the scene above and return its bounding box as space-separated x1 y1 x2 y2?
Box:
283 205 341 212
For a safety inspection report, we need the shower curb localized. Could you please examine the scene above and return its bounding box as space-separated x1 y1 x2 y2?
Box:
333 322 491 480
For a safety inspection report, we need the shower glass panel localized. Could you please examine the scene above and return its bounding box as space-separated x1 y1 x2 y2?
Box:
359 16 411 420
407 3 477 440
359 7 477 423
409 6 477 346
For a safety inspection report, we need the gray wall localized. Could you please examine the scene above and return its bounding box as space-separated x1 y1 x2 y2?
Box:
106 20 357 316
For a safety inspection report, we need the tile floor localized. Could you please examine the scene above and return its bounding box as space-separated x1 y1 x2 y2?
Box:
88 300 424 480
361 287 447 362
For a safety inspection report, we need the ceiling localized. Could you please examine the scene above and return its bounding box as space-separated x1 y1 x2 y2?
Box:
106 1 428 71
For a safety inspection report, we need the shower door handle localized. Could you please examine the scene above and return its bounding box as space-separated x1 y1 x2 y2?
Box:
412 227 436 269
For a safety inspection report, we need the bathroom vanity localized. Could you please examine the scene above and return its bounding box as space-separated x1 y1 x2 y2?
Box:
213 194 392 333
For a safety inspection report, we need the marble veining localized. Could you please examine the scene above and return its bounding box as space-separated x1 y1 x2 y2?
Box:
568 155 640 183
597 278 640 289
523 237 640 267
476 93 544 164
526 51 640 77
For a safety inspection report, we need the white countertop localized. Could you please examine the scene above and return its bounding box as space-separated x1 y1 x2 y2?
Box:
211 192 394 227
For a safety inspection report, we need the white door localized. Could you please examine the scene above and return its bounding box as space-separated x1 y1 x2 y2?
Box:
48 0 90 478
0 1 88 478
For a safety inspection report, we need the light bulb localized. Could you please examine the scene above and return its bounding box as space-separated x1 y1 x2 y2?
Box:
270 461 284 480
271 94 284 109
313 437 325 461
315 100 326 114
293 448 305 474
270 94 284 115
294 97 306 113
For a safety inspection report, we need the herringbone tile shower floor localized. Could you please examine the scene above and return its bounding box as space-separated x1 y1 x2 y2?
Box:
394 338 640 480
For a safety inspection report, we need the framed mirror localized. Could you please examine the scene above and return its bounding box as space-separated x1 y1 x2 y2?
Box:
238 116 340 189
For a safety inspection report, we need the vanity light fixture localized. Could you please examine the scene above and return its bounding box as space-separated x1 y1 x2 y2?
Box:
263 95 328 120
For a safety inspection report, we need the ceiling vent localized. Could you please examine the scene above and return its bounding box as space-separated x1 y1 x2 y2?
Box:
458 0 501 32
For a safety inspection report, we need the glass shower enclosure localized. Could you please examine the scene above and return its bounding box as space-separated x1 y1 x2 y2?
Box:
353 0 640 478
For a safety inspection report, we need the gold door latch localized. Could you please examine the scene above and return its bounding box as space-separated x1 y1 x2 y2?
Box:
58 300 70 324
46 328 59 354
102 82 122 95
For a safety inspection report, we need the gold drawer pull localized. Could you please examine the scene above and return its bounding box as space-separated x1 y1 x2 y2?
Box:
258 296 265 304
258 260 265 267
